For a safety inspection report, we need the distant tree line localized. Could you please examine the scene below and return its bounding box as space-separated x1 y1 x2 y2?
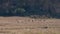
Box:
0 0 60 18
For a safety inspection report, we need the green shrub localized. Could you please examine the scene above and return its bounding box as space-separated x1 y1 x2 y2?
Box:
16 8 25 13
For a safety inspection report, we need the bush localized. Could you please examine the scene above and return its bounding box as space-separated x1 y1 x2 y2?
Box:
16 8 25 13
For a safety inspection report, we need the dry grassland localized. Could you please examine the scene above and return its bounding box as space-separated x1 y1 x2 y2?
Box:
0 17 59 34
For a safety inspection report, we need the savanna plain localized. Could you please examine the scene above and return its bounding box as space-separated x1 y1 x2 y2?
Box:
0 16 59 34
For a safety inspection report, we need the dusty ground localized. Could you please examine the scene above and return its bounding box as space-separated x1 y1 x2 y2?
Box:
0 16 60 34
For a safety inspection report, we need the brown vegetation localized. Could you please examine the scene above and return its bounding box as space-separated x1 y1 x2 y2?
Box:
0 17 59 34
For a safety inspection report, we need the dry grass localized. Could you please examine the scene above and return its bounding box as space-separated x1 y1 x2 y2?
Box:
0 17 59 34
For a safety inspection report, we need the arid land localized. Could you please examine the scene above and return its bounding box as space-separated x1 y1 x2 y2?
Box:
0 17 60 34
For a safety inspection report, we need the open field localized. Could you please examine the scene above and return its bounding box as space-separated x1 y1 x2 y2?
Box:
0 17 60 34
